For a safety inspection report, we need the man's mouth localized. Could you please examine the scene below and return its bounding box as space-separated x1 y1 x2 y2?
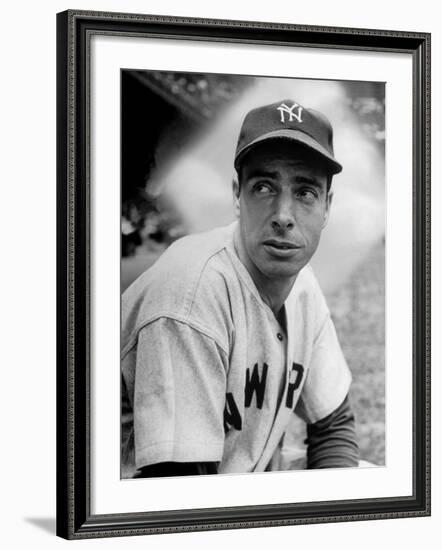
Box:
263 239 299 250
262 239 302 258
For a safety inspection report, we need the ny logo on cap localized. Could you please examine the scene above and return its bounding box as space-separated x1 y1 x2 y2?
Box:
277 102 303 124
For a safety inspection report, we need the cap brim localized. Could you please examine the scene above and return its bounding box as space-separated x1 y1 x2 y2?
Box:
235 129 343 175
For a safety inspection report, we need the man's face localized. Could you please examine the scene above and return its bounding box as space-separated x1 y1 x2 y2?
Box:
234 140 332 282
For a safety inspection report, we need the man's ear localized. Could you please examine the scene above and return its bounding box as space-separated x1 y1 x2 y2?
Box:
232 176 240 218
322 191 333 228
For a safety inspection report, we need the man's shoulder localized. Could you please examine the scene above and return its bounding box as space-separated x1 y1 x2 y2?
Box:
289 264 329 318
122 224 237 346
293 264 322 295
164 224 234 263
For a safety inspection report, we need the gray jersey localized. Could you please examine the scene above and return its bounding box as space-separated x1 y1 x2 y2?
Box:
121 223 351 475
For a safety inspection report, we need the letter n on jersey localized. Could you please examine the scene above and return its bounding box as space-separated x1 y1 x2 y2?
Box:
224 392 242 432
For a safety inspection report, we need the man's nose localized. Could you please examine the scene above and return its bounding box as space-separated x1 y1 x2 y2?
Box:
271 199 295 231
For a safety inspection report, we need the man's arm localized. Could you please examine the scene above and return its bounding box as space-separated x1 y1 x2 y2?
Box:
128 319 227 473
134 462 218 478
306 394 359 469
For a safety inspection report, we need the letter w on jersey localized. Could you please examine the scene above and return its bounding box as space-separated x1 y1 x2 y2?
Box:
277 102 303 123
223 362 269 433
245 362 269 409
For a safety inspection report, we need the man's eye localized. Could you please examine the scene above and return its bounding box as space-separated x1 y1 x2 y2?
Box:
254 183 273 194
296 188 318 201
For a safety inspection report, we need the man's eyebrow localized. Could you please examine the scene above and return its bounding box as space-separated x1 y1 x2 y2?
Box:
244 168 326 189
245 169 279 180
294 175 324 188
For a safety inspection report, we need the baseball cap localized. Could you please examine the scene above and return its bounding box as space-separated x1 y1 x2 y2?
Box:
234 99 342 175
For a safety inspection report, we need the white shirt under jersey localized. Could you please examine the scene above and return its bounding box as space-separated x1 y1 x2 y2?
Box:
121 222 351 476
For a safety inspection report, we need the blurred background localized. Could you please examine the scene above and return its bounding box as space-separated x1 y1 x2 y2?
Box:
121 70 385 466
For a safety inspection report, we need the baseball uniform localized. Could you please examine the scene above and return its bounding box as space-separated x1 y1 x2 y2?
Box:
121 221 351 476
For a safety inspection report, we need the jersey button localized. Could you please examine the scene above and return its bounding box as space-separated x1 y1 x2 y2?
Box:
277 332 283 341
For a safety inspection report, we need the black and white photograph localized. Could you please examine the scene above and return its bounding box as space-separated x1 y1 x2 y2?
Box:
54 9 430 540
120 70 386 480
1 0 438 545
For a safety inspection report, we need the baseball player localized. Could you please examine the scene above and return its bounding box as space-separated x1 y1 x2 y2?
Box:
121 99 359 477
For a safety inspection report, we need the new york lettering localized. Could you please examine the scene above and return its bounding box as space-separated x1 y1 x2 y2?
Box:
223 362 304 433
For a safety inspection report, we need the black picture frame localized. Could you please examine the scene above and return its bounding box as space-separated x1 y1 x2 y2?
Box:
56 9 431 540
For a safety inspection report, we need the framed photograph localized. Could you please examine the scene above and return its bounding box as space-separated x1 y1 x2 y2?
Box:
56 10 430 540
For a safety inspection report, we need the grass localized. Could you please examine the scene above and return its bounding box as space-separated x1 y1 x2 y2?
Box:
327 239 385 465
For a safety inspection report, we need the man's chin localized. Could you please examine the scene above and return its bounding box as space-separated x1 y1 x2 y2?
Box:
260 261 304 281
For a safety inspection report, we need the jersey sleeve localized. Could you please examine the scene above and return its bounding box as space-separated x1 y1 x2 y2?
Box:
132 317 228 470
296 313 352 424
